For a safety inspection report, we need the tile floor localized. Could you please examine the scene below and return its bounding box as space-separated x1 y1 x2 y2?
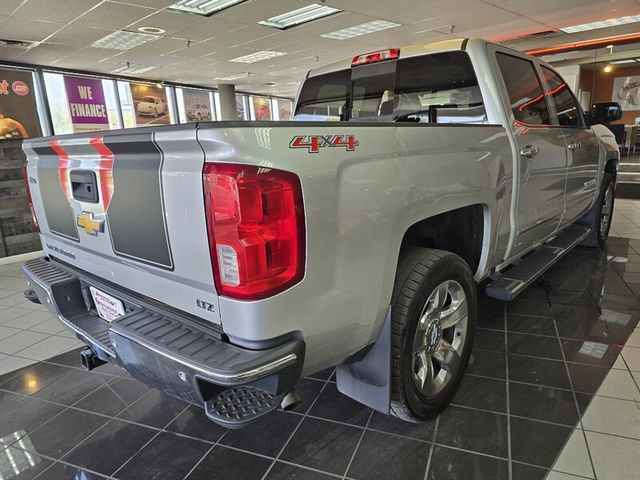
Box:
0 202 639 479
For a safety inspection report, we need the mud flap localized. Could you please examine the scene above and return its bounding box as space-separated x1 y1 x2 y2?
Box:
336 307 391 414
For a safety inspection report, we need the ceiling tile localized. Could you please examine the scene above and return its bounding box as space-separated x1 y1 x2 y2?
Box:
0 18 63 42
45 25 114 46
13 0 102 24
72 2 155 30
127 10 209 36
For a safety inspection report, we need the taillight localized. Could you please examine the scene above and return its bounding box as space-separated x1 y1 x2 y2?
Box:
351 48 400 67
203 163 305 300
22 163 39 232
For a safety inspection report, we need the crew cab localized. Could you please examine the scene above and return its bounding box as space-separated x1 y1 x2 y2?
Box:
21 39 619 428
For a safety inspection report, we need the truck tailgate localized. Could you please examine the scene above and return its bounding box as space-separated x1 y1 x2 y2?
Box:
23 125 220 324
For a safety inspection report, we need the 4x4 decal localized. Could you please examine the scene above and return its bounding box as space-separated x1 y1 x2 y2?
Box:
290 134 359 153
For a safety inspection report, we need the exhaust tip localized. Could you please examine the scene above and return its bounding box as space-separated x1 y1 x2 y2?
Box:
280 389 302 411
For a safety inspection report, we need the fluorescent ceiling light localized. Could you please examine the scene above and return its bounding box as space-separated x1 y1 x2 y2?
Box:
560 14 640 33
611 59 639 64
169 0 247 16
229 50 287 63
92 31 159 50
214 73 248 81
321 20 401 40
258 4 341 30
111 64 157 75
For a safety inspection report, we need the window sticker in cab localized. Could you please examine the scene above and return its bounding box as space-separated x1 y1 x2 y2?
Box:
290 134 358 153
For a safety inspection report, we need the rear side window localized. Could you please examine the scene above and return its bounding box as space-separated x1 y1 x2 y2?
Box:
294 51 487 124
496 53 550 125
541 67 584 127
295 70 350 121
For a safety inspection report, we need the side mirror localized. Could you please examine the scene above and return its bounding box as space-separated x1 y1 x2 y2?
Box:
583 112 595 127
590 102 623 125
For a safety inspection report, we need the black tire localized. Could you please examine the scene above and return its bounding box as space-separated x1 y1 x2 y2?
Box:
390 248 477 422
581 172 615 248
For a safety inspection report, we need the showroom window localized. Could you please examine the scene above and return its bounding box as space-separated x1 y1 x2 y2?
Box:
43 73 74 135
236 94 249 120
117 81 137 128
43 73 122 134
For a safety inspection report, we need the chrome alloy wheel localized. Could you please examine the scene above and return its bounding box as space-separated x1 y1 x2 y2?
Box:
411 280 468 397
600 185 614 238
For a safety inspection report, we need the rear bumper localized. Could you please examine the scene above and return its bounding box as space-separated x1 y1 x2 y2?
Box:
22 257 304 427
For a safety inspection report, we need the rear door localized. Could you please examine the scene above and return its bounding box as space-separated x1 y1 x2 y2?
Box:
23 126 220 324
539 66 599 225
492 49 568 256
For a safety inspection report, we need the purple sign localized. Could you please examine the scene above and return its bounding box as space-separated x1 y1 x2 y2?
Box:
64 76 109 133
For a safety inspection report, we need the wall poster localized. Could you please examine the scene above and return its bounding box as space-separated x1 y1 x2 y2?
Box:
63 76 109 133
0 69 41 141
130 83 170 125
183 89 212 122
612 75 640 111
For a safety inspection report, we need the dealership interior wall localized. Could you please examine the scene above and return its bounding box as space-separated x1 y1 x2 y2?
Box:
1 1 640 480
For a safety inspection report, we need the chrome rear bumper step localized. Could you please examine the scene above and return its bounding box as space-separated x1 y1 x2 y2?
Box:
486 226 591 301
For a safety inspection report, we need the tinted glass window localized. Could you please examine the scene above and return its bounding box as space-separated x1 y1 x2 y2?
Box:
295 69 350 121
496 53 550 125
393 52 486 124
541 67 583 127
294 51 486 124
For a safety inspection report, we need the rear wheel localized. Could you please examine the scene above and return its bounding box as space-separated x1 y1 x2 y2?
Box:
390 248 476 422
582 172 615 247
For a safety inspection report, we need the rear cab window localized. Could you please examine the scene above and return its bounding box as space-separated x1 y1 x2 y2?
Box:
294 51 487 124
495 52 551 126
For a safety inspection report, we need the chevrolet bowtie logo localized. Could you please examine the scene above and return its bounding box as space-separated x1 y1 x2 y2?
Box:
77 212 105 236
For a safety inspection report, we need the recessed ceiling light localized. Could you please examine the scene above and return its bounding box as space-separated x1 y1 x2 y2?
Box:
92 31 159 50
169 0 248 17
111 63 157 75
320 20 401 40
258 4 342 30
229 50 287 63
611 59 638 64
560 14 640 33
137 26 166 34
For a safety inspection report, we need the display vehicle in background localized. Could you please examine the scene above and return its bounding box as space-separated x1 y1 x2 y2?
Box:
22 39 620 428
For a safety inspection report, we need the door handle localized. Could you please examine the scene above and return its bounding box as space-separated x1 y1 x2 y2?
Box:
520 145 540 158
567 142 582 151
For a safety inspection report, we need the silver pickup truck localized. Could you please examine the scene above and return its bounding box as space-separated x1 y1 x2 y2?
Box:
21 38 619 428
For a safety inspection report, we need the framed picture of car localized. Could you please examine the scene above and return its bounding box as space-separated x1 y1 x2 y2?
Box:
130 83 170 125
182 89 213 122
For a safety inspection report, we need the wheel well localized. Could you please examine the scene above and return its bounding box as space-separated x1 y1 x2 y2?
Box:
605 157 619 175
399 205 485 273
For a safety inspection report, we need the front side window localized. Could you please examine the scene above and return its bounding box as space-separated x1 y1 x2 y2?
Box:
541 67 583 127
496 53 551 126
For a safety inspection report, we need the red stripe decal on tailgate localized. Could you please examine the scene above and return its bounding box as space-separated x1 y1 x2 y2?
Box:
90 136 115 211
50 139 72 203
